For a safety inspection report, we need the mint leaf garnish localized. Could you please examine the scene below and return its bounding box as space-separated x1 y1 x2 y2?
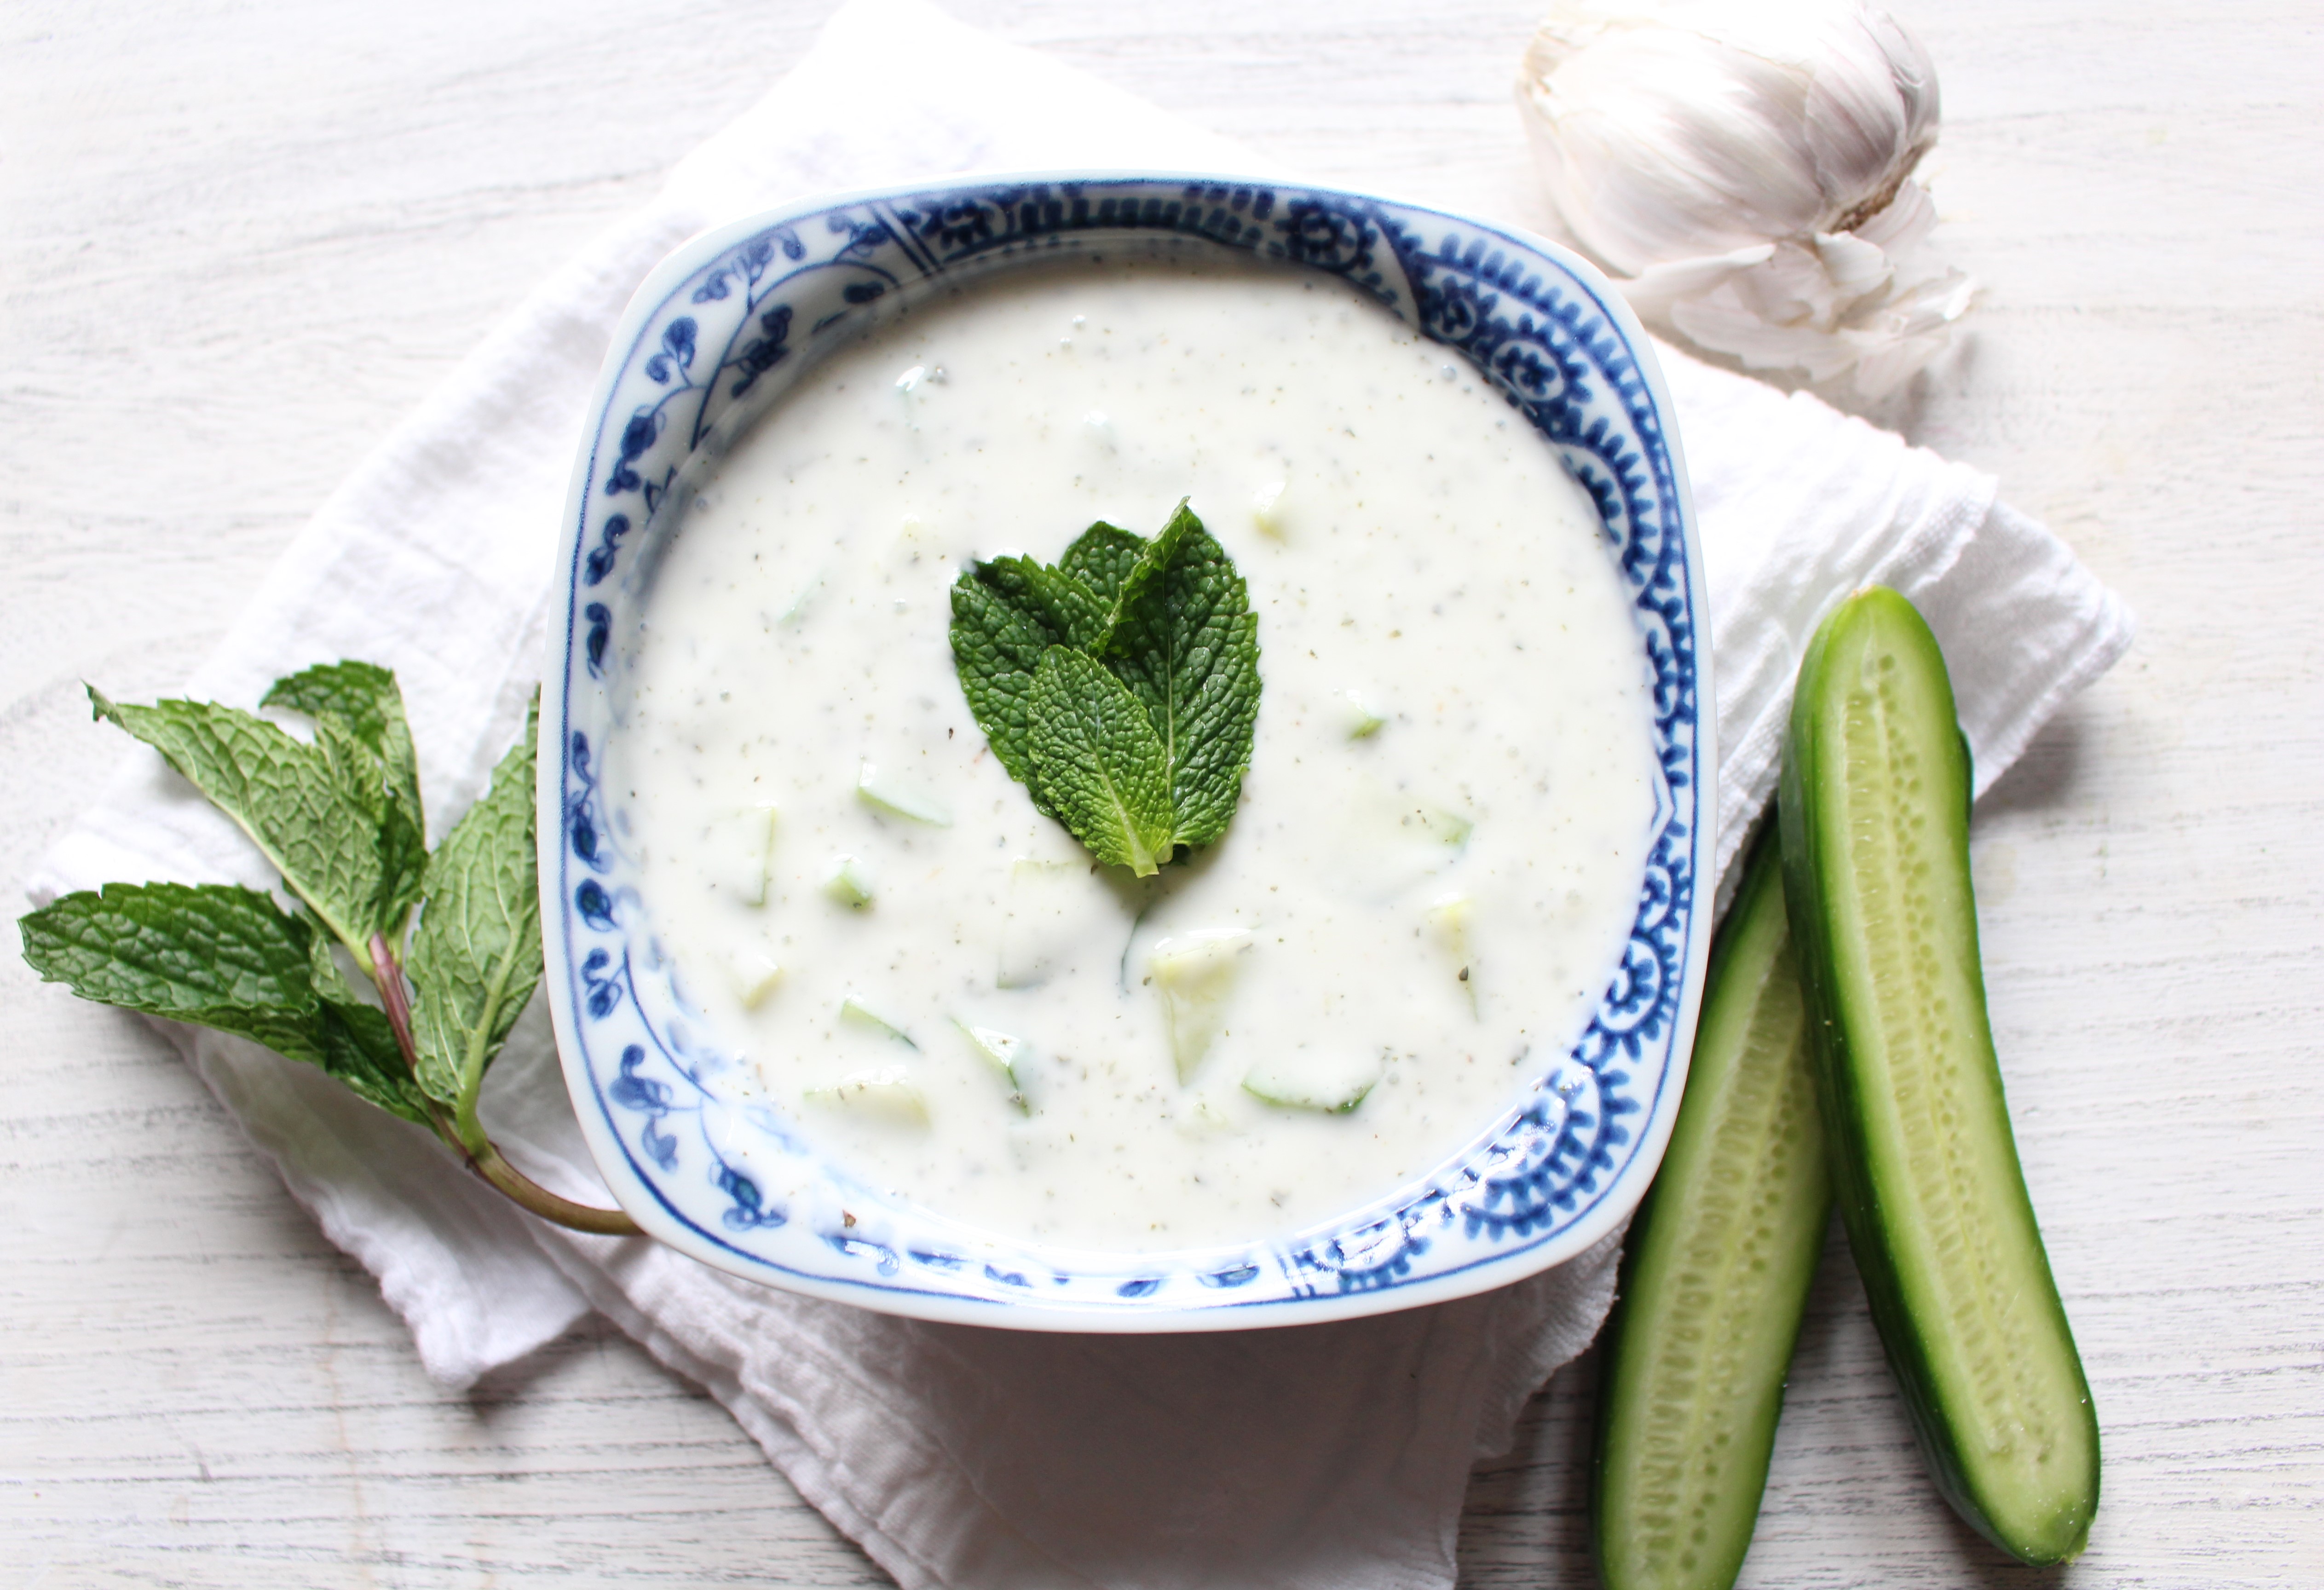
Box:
1015 557 1117 653
1058 522 1146 607
18 881 431 1123
1101 503 1262 848
407 703 542 1110
949 563 1076 801
949 502 1260 872
1028 647 1176 875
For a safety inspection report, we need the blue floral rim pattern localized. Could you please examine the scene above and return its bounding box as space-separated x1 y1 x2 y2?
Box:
542 174 1714 1331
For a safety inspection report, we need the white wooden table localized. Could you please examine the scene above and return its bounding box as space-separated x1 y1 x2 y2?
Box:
4 1 2318 1584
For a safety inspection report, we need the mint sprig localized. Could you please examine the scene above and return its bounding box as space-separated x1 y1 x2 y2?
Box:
949 503 1261 875
22 670 639 1237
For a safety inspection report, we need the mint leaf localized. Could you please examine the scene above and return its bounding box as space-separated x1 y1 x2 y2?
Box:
24 883 319 1022
311 712 427 935
90 687 407 954
1006 557 1114 653
315 1001 430 1123
1027 648 1176 876
406 701 542 1109
298 909 431 1123
262 661 422 829
264 661 427 928
1101 504 1261 847
948 538 1152 795
17 882 430 1124
1059 522 1146 608
950 566 1066 794
1101 502 1202 638
950 505 1262 870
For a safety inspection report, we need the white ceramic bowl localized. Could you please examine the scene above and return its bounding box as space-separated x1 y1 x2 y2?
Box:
540 173 1714 1330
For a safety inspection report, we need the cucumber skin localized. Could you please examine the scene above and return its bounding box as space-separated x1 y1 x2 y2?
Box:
1592 833 1830 1590
1778 588 2099 1566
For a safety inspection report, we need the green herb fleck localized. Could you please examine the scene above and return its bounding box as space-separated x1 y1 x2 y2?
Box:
948 503 1260 875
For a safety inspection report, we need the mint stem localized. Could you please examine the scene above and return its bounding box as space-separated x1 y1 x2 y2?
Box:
436 1120 647 1238
369 931 419 1059
367 933 642 1238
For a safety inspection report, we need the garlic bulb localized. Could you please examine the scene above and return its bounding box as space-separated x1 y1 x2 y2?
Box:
1517 0 1975 398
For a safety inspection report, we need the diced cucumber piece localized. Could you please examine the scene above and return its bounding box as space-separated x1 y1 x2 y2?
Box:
1241 1047 1382 1114
1592 830 1829 1590
1147 928 1252 1082
728 948 785 1011
823 854 875 909
952 1018 1031 1115
1251 477 1290 540
1171 1094 1242 1140
804 1066 928 1129
884 514 940 582
1425 892 1477 1015
774 569 826 627
1413 805 1472 848
1780 588 2099 1565
856 761 951 826
717 803 779 905
1337 687 1386 739
839 994 917 1049
1343 777 1476 899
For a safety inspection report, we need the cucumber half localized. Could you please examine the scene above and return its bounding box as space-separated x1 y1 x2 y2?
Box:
1593 830 1830 1590
1779 587 2099 1564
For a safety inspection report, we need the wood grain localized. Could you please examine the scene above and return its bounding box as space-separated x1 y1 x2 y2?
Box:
3 0 2318 1584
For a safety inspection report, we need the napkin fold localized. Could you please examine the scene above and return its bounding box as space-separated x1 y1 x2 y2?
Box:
29 2 2132 1586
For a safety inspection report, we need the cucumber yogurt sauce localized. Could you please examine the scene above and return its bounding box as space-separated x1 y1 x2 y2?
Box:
611 253 1658 1253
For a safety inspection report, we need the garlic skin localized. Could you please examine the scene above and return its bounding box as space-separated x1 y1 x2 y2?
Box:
1517 0 1975 398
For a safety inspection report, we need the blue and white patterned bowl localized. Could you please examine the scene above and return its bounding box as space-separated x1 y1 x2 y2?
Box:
541 173 1714 1330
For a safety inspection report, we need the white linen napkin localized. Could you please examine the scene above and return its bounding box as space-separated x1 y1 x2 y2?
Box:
29 1 2133 1585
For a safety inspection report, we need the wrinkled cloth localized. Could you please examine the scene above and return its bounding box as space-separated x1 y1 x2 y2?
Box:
29 1 2131 1586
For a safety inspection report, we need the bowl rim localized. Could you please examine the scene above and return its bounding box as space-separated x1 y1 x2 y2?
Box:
540 168 1715 1331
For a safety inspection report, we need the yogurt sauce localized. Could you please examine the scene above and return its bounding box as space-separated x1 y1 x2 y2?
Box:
611 253 1657 1253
